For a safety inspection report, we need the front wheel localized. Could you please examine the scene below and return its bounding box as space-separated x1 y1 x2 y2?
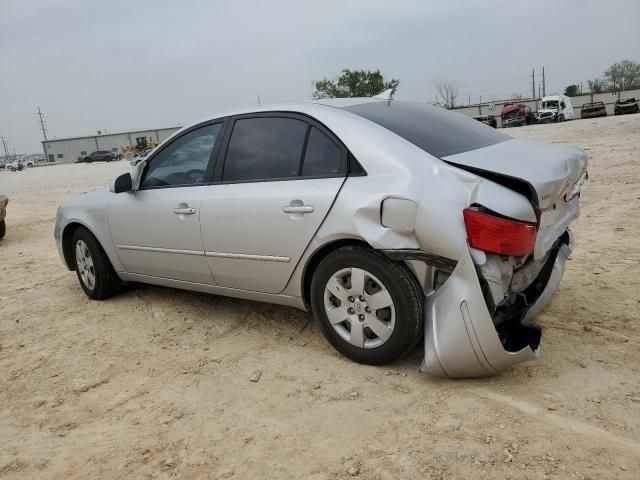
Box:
310 246 423 365
72 227 123 300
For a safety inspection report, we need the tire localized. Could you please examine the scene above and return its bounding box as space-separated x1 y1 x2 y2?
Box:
0 220 5 240
310 246 424 365
71 227 123 300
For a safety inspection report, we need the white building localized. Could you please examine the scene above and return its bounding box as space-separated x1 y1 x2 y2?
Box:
42 127 181 163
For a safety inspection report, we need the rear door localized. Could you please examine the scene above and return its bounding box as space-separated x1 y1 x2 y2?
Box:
200 113 347 293
108 122 225 283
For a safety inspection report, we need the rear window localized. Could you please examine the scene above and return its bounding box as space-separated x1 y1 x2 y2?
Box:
343 101 509 157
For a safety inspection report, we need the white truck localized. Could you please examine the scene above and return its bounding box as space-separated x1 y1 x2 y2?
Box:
537 95 575 123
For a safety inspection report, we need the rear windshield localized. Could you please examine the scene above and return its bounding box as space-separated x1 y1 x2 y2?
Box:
342 101 509 158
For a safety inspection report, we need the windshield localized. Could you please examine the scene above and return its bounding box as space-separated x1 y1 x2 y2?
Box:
342 100 510 158
541 100 559 109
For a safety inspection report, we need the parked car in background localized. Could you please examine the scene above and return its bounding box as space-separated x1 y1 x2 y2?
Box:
580 101 607 119
614 97 639 115
79 150 117 163
0 195 8 239
473 114 497 128
501 103 535 127
5 160 24 172
537 95 575 123
129 148 155 167
55 98 587 378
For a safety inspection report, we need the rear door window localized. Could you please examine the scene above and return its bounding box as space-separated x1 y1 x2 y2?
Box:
222 117 307 182
343 100 509 158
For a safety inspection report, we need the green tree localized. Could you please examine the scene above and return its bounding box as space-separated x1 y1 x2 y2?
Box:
587 78 608 93
604 60 640 91
511 93 524 101
313 69 400 99
564 84 579 97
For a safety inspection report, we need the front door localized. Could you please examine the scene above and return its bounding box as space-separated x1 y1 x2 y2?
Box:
200 114 347 293
108 122 224 284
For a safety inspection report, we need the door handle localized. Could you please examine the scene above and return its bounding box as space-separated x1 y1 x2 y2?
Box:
282 205 314 214
174 207 196 215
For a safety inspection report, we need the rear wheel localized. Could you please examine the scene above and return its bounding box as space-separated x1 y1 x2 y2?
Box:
310 246 423 365
0 220 5 239
71 227 122 300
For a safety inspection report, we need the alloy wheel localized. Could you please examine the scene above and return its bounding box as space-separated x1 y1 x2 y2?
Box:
75 239 96 291
323 267 396 349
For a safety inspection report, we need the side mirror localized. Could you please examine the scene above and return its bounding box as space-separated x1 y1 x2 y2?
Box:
111 172 133 193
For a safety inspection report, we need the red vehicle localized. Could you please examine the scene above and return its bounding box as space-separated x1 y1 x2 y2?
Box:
501 103 535 127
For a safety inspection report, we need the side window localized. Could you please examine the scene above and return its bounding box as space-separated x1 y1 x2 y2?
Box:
301 127 342 176
560 101 566 109
222 117 307 182
141 123 221 189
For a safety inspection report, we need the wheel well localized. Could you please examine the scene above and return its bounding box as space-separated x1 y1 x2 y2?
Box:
61 222 84 270
301 238 371 310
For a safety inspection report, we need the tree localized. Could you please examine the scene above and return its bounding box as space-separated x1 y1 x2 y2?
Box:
587 78 607 93
604 60 640 91
433 79 459 109
313 69 400 99
564 84 579 97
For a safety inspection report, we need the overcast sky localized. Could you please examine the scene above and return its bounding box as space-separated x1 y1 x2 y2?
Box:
1 0 639 153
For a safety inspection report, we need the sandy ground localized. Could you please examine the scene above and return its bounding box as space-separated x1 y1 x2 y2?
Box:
1 115 639 480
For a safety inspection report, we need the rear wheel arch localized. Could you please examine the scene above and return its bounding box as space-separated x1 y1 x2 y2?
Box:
301 238 371 310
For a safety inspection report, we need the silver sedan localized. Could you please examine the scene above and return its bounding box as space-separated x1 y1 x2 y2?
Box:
54 97 587 377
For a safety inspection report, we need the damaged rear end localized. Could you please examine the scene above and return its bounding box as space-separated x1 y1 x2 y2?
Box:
421 139 587 377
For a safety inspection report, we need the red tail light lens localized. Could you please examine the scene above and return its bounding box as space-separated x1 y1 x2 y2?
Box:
463 208 537 256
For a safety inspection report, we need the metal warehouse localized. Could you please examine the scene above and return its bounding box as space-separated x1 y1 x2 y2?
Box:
42 127 181 164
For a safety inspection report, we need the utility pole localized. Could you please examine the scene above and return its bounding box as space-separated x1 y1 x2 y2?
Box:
1 136 10 163
257 94 261 106
532 68 536 99
468 94 471 106
479 95 482 115
542 67 546 97
37 105 49 161
37 105 47 140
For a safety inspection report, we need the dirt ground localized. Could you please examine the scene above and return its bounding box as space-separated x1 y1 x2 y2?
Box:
1 114 639 480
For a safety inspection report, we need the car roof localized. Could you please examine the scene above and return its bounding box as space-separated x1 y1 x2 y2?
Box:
163 98 450 176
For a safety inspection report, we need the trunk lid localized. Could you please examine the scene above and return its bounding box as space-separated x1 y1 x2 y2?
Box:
443 138 587 259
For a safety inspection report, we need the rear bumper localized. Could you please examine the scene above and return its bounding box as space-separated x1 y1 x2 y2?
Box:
420 233 572 378
502 117 525 127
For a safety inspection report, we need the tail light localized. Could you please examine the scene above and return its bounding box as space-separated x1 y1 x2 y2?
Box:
463 208 537 257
